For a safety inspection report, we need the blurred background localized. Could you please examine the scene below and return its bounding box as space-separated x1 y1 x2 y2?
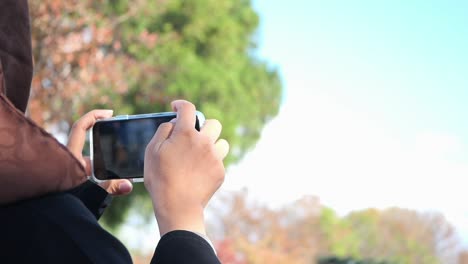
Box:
29 0 468 263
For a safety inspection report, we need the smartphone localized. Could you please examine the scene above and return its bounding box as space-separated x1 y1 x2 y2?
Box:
89 111 205 183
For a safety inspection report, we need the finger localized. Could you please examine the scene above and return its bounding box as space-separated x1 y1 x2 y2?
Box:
147 122 174 152
67 109 113 157
200 119 222 143
100 179 133 196
171 100 196 132
214 138 230 160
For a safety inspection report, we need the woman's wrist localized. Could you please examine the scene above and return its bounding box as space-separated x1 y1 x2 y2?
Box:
155 206 207 237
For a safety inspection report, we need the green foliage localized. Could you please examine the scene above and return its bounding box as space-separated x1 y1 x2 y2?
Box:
319 208 361 258
320 208 444 264
88 0 281 163
87 0 282 228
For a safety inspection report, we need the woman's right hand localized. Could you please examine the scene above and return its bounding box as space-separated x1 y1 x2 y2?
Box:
144 100 229 236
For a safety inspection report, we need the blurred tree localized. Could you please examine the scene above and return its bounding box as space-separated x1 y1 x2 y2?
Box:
29 0 282 228
210 190 463 264
211 190 325 263
216 238 247 264
320 208 461 264
319 207 360 258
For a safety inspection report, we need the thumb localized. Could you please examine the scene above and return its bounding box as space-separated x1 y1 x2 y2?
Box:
100 180 133 196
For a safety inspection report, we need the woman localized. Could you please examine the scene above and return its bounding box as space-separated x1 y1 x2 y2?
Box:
0 1 229 263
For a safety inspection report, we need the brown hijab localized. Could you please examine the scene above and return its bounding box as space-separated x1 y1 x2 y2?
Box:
0 0 86 204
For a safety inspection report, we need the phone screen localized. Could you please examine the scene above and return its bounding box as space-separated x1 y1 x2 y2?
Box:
92 113 199 180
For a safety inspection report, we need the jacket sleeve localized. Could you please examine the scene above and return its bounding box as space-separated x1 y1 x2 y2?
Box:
151 230 221 264
67 180 113 220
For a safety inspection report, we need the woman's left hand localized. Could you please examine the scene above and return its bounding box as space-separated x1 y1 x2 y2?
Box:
67 110 133 196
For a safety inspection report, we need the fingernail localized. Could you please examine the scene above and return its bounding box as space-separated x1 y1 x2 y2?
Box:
119 181 132 193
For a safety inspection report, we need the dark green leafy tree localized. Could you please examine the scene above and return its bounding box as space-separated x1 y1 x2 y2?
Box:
29 0 282 228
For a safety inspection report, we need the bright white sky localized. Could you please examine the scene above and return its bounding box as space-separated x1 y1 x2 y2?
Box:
222 0 468 246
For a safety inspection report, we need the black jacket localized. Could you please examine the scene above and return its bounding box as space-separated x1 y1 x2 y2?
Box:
0 182 220 263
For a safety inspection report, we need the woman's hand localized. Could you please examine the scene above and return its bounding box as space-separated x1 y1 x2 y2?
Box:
67 110 133 196
144 100 229 236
